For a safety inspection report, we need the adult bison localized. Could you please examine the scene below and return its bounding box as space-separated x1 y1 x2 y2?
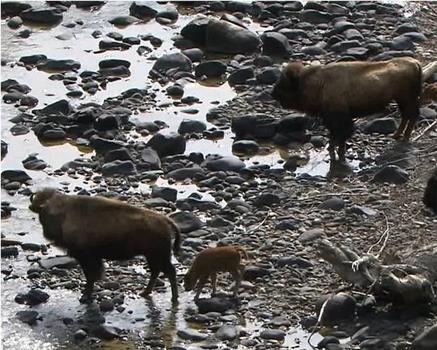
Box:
272 57 422 161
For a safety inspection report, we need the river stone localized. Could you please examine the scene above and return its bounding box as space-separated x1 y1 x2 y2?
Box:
178 119 207 134
167 167 204 180
98 59 131 69
152 52 192 75
182 48 203 62
170 211 203 233
16 311 39 326
228 66 254 85
109 15 137 26
7 16 23 29
372 165 409 184
232 140 259 155
390 35 414 51
298 228 325 243
177 329 208 341
2 246 19 258
412 324 437 350
243 266 271 280
157 6 178 21
195 60 226 78
206 18 261 54
90 136 126 152
260 329 285 340
196 297 235 314
1 140 8 158
319 197 345 211
181 15 210 45
318 336 340 348
276 256 313 268
147 132 186 157
15 289 49 306
300 9 332 24
92 325 119 340
20 7 63 24
102 160 136 176
261 32 291 57
73 1 105 8
256 67 280 84
22 156 47 170
37 59 80 72
232 114 277 139
99 39 130 50
1 79 19 91
2 170 31 183
216 324 238 340
316 293 357 326
254 192 280 207
152 186 177 202
203 155 245 172
38 256 77 269
2 2 32 17
129 1 158 19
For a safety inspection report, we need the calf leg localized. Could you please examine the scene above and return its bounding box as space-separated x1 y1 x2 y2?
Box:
398 101 420 141
74 254 104 302
393 116 408 139
231 269 242 297
194 275 209 301
210 272 217 296
162 261 178 302
323 114 353 163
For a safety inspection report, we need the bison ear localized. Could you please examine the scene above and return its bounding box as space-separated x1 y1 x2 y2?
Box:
284 62 304 88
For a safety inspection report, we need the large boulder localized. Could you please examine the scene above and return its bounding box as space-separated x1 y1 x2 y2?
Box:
2 2 32 17
147 132 186 157
180 16 210 45
129 1 158 19
206 18 261 54
261 32 291 57
19 6 63 24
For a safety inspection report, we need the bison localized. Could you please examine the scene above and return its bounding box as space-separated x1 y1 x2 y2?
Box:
184 246 248 300
29 188 181 302
272 57 422 161
423 168 437 214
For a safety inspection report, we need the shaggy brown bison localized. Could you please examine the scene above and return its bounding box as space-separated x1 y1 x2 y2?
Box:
184 246 248 300
29 188 181 302
423 168 437 214
272 57 422 161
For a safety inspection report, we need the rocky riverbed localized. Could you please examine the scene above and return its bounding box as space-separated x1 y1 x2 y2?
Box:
1 1 437 350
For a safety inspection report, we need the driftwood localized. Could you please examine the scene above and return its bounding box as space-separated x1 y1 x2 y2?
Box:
318 239 437 304
422 61 437 82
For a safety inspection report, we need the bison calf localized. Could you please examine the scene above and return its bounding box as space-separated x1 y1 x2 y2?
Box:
423 168 437 214
184 246 248 300
272 57 422 161
29 188 181 302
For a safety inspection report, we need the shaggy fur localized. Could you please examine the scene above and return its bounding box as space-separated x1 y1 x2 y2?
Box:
422 83 437 104
184 246 248 300
272 58 422 161
29 188 181 302
423 168 437 214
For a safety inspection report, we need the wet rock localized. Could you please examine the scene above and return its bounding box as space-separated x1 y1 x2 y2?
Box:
3 91 26 103
1 140 8 158
152 52 192 75
260 329 285 341
390 35 414 51
16 310 39 326
129 1 158 19
22 155 47 170
180 15 210 45
15 289 49 306
166 84 184 97
195 60 226 78
92 325 119 340
152 186 177 202
123 36 140 45
318 336 340 348
319 197 345 211
99 39 130 50
140 148 161 170
38 256 77 269
276 256 313 268
109 15 137 26
317 293 357 326
99 299 114 312
196 297 235 314
256 67 280 84
2 246 19 258
177 329 208 341
37 59 80 71
1 79 19 91
74 329 88 340
228 67 254 85
170 211 203 233
2 170 31 183
204 155 245 172
90 136 126 152
254 192 280 207
104 148 133 163
261 32 291 57
299 228 325 243
302 45 327 56
412 324 437 350
73 1 105 8
7 16 23 29
216 324 238 340
20 95 39 107
102 160 136 176
178 119 207 134
182 48 203 62
2 2 32 17
147 132 186 157
98 59 130 69
423 168 437 214
232 114 277 139
206 18 261 54
395 23 418 35
20 7 63 24
167 167 204 180
10 125 30 136
300 9 332 24
232 140 259 155
157 6 178 21
372 165 409 184
244 266 271 280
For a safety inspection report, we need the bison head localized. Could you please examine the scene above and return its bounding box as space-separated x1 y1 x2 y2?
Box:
29 188 58 213
272 62 304 109
183 270 197 291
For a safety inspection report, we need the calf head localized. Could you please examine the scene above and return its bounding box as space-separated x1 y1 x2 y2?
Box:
184 270 197 291
272 62 303 109
29 188 59 213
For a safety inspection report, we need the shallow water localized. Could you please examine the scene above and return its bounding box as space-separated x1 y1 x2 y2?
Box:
0 2 331 349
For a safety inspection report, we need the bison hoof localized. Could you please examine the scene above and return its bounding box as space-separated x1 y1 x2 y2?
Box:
140 290 152 298
79 294 93 304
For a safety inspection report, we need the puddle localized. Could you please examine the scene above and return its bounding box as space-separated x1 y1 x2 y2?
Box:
0 2 333 349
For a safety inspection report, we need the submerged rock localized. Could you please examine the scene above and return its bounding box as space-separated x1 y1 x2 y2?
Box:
20 7 63 25
16 311 39 326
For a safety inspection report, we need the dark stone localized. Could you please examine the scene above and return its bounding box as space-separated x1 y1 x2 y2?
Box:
20 7 63 24
319 197 345 211
99 39 131 50
316 293 357 326
206 18 261 54
108 15 137 26
2 246 19 258
140 148 161 170
364 118 397 134
147 132 186 157
423 168 437 214
1 79 19 91
228 67 254 85
203 155 245 172
177 329 208 341
232 114 277 139
73 1 105 8
261 32 291 57
92 325 119 340
181 15 210 46
166 84 184 97
300 9 332 24
102 160 136 176
411 324 437 350
178 119 207 134
276 256 313 268
232 140 259 155
98 59 130 69
2 2 32 17
196 297 235 314
16 311 39 325
330 39 361 53
37 59 80 71
15 289 49 306
104 148 133 163
89 136 126 152
152 186 177 202
260 329 285 340
372 165 409 184
169 211 203 233
215 324 238 340
390 35 414 51
157 6 178 21
254 192 280 207
129 1 158 19
182 48 203 62
167 167 204 180
152 52 192 75
38 256 77 269
7 16 23 29
1 140 8 158
318 336 340 348
2 170 31 183
195 60 227 78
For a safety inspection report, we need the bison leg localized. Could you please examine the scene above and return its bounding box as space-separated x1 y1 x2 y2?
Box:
194 275 209 301
142 265 160 298
210 272 217 296
323 114 353 163
393 117 408 139
328 141 337 161
75 255 104 303
398 101 420 140
231 269 242 297
162 261 178 302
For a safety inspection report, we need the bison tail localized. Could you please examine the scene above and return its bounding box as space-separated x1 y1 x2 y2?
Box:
170 220 181 255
